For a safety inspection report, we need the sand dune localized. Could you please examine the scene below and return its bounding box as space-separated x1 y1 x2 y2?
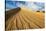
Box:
5 7 45 31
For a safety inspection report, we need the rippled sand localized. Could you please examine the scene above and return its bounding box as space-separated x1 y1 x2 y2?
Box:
5 7 45 31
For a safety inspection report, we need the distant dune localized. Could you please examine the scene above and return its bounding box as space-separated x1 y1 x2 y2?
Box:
5 7 45 31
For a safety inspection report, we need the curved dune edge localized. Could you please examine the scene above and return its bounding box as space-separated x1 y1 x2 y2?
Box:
6 7 45 30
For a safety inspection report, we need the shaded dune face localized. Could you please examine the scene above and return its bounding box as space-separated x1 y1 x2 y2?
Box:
5 7 21 21
5 7 45 30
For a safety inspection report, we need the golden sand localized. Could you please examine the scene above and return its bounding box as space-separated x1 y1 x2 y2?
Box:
5 7 45 30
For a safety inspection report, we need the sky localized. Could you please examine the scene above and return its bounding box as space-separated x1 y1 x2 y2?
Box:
5 1 45 11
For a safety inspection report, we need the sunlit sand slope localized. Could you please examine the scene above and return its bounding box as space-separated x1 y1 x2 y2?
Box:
6 7 45 30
